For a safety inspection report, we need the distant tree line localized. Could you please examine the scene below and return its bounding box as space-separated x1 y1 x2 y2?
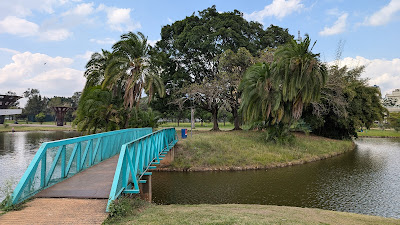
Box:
13 88 81 123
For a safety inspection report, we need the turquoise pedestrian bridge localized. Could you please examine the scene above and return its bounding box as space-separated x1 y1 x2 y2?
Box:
10 127 178 212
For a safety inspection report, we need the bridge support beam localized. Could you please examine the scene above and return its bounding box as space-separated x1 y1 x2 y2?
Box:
160 147 175 165
139 175 152 202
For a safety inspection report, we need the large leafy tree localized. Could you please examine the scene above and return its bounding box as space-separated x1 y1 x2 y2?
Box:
154 6 293 130
304 65 387 139
23 88 48 121
218 47 254 130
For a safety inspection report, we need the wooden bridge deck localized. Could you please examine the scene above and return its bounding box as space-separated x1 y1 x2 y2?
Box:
36 155 119 199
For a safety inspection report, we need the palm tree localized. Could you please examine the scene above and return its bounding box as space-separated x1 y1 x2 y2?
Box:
274 35 327 121
84 50 112 90
102 32 165 110
74 87 123 133
240 62 283 126
240 35 327 134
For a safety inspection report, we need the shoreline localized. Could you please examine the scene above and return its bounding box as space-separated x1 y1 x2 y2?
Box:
358 136 400 138
155 141 356 172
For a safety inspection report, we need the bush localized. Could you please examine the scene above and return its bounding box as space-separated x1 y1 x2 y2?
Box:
105 196 149 224
262 124 295 145
129 108 159 128
35 112 46 124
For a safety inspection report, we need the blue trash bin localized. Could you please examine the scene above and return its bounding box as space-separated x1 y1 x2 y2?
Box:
181 129 188 139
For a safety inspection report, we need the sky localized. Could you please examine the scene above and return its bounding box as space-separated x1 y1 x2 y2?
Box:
1 0 400 106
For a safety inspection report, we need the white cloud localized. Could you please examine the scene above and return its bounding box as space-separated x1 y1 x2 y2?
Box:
364 0 400 26
97 4 141 32
39 28 72 41
62 2 94 17
0 48 20 55
0 16 72 41
319 13 348 36
0 16 39 37
332 56 400 96
0 0 60 18
0 51 85 98
76 51 94 61
244 0 304 22
90 38 116 45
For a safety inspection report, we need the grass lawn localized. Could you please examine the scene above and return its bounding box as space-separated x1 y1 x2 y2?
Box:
105 203 399 225
357 129 400 138
0 125 76 132
159 122 236 131
3 119 74 126
168 131 354 170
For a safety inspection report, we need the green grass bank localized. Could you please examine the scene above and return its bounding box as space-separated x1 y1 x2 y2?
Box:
162 131 354 171
357 129 400 138
105 203 399 225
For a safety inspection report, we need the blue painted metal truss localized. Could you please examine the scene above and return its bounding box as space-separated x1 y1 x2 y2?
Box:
11 128 153 205
107 128 178 211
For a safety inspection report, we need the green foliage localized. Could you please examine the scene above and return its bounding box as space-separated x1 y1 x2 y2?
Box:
240 35 327 140
388 112 400 131
23 89 48 120
0 179 25 212
303 65 386 139
105 196 149 224
129 108 159 128
152 6 293 129
3 123 9 128
35 112 46 124
103 32 165 110
74 86 123 133
77 32 165 133
262 124 295 144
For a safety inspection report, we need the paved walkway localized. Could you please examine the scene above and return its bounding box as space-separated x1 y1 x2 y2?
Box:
0 155 120 224
36 155 119 199
0 198 108 224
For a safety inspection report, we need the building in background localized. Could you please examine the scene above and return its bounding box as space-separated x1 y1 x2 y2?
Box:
0 95 22 124
384 89 400 113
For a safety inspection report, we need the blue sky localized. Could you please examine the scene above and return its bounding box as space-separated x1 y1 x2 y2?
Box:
1 0 400 104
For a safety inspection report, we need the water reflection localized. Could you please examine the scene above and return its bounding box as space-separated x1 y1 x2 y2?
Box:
0 131 80 201
152 138 400 218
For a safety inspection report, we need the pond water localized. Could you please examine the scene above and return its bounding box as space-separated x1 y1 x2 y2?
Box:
152 138 400 219
0 132 399 219
0 131 81 201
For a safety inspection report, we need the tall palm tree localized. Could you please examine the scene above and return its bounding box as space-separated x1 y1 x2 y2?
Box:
102 32 165 110
240 35 327 129
274 35 327 120
84 50 112 90
75 87 123 133
240 62 283 126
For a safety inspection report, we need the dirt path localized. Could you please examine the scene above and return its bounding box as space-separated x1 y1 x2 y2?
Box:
0 198 108 225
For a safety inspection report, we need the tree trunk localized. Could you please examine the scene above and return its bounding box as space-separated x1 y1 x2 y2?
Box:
211 105 220 131
232 108 242 130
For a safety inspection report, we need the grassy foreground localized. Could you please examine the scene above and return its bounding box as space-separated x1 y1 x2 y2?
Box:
357 129 400 138
168 131 354 171
106 204 399 225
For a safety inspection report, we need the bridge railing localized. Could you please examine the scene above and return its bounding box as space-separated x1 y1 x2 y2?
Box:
12 128 153 205
107 128 178 211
